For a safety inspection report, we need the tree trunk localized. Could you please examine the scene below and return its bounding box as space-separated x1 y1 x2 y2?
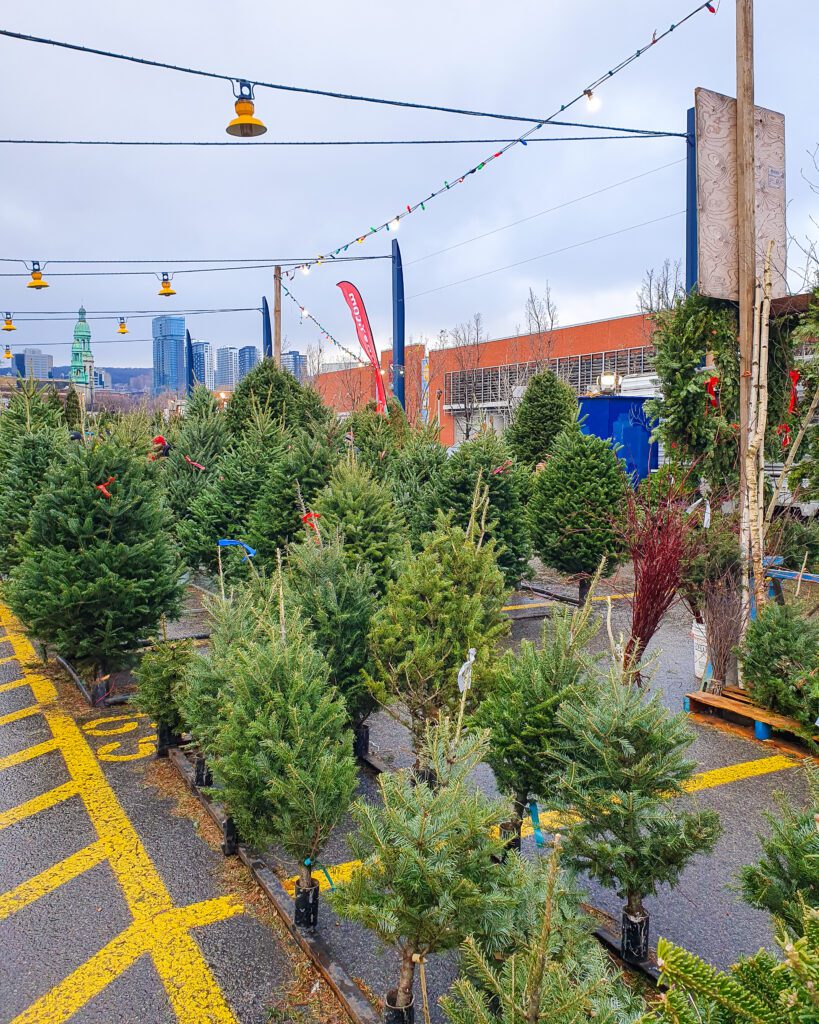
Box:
395 948 416 1009
298 861 313 890
578 577 591 605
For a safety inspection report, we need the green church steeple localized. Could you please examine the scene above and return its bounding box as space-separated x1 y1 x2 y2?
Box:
70 306 93 388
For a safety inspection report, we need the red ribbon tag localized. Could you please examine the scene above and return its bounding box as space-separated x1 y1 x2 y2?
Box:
95 475 116 499
788 370 800 414
184 455 205 471
705 376 719 409
491 460 513 476
777 424 792 448
301 510 321 544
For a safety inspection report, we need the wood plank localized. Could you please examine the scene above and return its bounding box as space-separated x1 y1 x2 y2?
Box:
686 691 816 738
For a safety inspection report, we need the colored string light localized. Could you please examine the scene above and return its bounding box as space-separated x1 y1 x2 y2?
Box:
279 281 366 367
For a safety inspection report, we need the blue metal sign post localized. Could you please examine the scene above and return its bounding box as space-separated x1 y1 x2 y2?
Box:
391 239 405 409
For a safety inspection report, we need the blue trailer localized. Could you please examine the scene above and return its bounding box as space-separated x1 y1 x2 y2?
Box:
578 395 658 484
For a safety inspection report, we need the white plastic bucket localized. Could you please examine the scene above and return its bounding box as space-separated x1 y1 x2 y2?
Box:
691 619 708 680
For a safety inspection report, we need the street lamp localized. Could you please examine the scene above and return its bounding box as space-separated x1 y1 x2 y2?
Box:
27 261 49 289
226 81 267 138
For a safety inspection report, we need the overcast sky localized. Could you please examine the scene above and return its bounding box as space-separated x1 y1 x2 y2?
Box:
1 1 817 368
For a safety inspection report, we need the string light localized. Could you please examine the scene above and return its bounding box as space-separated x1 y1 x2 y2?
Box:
279 281 366 366
300 264 310 275
584 89 602 113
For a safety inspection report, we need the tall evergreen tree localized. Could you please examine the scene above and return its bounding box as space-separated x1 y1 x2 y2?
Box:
225 359 327 435
329 720 519 1013
247 421 344 565
505 370 578 468
0 379 62 455
63 384 83 430
313 457 405 593
366 508 509 754
346 399 409 481
388 427 447 549
8 436 183 677
529 427 627 600
421 432 532 586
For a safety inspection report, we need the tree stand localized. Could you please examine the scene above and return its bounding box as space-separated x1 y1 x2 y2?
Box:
194 755 213 788
621 906 650 964
384 990 414 1024
91 675 112 706
156 721 180 758
578 577 591 605
497 821 522 859
352 721 370 759
294 877 319 931
221 816 239 856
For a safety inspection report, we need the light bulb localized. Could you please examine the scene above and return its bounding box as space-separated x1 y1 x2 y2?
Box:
300 264 310 275
389 217 400 232
584 90 602 113
301 308 308 318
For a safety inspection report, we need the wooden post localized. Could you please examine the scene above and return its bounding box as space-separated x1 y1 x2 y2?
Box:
273 265 282 367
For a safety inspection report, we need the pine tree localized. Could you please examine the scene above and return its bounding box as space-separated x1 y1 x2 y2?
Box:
247 421 344 565
366 507 509 755
178 416 284 573
313 456 405 593
8 436 183 677
328 720 519 1012
737 762 819 937
346 399 409 481
286 531 377 728
553 666 722 960
388 427 447 548
420 432 532 586
63 384 83 430
225 359 327 436
529 427 627 599
133 638 194 735
475 600 600 842
505 370 578 468
0 379 62 455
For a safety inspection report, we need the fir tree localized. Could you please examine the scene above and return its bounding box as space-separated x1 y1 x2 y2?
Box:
737 762 819 937
420 432 532 586
529 427 627 599
8 436 183 677
346 398 409 481
328 720 519 1012
313 456 405 593
63 384 83 430
247 421 344 565
388 426 447 548
0 379 62 455
475 600 600 842
366 506 509 754
225 358 327 436
178 416 284 573
133 638 194 735
505 370 578 468
553 666 722 959
286 531 377 727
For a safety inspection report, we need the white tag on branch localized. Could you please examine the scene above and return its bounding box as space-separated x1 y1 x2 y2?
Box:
458 648 477 692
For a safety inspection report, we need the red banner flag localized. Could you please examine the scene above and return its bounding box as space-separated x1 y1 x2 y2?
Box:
336 281 387 414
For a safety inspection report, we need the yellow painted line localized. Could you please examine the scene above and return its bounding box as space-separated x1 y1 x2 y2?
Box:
682 754 797 793
0 605 243 1024
0 781 78 831
0 840 108 921
0 737 59 772
502 592 634 612
0 678 29 695
7 896 243 1024
0 704 41 728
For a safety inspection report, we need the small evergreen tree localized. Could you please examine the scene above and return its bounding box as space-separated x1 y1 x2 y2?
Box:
8 436 183 677
0 379 62 454
286 531 377 728
63 384 83 430
421 432 532 586
162 386 228 532
366 506 509 755
346 399 409 481
225 359 327 435
505 370 578 468
475 600 599 842
529 427 627 600
388 426 447 548
247 422 344 565
313 457 405 593
737 762 819 937
133 638 194 736
554 665 722 961
328 720 518 1012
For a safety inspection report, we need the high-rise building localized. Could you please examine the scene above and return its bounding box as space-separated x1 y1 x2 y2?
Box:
238 345 260 381
93 369 112 389
215 347 239 388
152 316 187 396
191 340 215 389
281 349 307 382
71 307 94 395
11 353 25 377
21 348 53 379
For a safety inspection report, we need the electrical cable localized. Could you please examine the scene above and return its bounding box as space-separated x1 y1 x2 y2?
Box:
408 210 686 298
0 256 389 276
10 307 262 321
0 132 684 146
279 282 366 366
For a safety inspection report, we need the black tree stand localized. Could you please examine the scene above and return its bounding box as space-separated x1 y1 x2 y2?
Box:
294 877 320 932
621 906 650 964
353 721 370 759
384 990 414 1024
194 754 213 788
221 816 239 856
156 721 181 758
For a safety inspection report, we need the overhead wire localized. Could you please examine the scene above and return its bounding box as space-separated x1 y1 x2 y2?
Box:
279 282 366 366
0 132 684 146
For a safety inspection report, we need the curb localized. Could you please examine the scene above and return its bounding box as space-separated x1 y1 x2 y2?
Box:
167 748 380 1024
591 922 661 985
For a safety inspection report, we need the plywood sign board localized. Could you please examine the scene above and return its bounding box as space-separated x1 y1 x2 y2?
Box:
695 87 787 300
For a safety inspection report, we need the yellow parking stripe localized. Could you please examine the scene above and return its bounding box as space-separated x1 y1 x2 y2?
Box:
0 704 42 728
0 678 29 695
0 781 78 831
682 754 797 793
502 592 634 612
0 840 108 921
0 737 59 772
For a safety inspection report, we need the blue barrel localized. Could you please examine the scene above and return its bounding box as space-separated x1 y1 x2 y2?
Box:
578 395 659 483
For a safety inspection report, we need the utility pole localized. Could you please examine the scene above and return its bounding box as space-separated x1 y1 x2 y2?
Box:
273 265 282 367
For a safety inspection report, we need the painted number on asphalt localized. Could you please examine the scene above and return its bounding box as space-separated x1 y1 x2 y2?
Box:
82 714 157 761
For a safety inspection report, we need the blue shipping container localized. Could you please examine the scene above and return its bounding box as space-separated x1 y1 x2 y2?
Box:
577 395 658 483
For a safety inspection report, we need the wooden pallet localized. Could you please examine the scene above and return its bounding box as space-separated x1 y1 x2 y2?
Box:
685 689 816 744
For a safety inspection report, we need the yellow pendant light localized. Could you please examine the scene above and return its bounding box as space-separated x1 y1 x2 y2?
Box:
27 260 49 289
117 317 129 334
226 80 267 138
3 345 11 359
158 272 176 297
2 313 16 332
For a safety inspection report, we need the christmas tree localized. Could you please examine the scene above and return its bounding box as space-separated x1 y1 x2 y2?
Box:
553 664 722 962
133 638 193 737
475 599 600 842
528 427 627 600
313 456 405 594
63 384 83 430
346 398 410 481
0 379 62 454
420 431 532 586
388 426 447 548
505 369 578 468
365 504 509 755
328 719 518 1014
286 530 377 729
247 421 344 565
8 436 183 678
178 415 284 574
225 358 327 436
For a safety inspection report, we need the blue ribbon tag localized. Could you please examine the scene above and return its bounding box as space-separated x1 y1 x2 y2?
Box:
529 800 545 849
218 539 256 562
